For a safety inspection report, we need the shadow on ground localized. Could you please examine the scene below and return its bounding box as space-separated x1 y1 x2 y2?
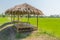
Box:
0 26 32 40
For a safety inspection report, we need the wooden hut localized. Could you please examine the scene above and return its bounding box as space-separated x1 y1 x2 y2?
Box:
5 3 43 32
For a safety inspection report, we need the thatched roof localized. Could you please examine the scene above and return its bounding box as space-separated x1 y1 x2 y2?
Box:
5 3 43 15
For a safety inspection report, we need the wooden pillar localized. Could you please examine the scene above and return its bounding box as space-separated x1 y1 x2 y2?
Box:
11 14 12 22
17 14 19 21
13 15 15 24
13 11 16 21
13 14 15 21
28 13 30 23
11 11 13 22
17 14 20 32
37 14 38 28
12 12 14 21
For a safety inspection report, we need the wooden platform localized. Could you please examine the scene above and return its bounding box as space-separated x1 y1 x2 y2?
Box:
14 22 37 32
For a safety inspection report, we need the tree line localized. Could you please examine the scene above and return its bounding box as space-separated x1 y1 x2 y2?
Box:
0 13 60 18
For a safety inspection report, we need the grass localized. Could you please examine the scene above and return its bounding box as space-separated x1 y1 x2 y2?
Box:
0 17 10 25
0 17 60 38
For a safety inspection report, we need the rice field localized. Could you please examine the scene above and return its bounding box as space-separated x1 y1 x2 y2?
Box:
0 17 60 38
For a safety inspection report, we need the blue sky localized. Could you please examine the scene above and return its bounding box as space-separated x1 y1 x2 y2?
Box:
0 0 60 16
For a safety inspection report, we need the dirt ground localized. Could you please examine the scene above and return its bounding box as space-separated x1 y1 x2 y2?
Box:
21 31 60 40
22 34 59 40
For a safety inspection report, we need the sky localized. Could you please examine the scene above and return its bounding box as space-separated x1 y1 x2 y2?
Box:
0 0 60 16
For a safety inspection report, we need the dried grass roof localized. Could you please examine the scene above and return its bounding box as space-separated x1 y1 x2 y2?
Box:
5 3 44 15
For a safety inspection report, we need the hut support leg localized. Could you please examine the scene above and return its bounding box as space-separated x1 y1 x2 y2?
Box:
13 15 15 21
37 15 38 29
18 14 19 22
11 15 12 22
28 13 30 23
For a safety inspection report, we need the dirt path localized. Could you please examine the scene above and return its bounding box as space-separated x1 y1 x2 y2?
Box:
21 31 60 40
22 34 59 40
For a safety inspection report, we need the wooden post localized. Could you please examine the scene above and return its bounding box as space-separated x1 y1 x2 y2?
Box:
13 14 15 21
13 11 16 21
37 14 38 28
28 12 30 23
11 14 12 22
28 13 29 22
13 15 14 21
17 14 20 32
12 13 13 21
18 14 19 22
11 12 13 22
